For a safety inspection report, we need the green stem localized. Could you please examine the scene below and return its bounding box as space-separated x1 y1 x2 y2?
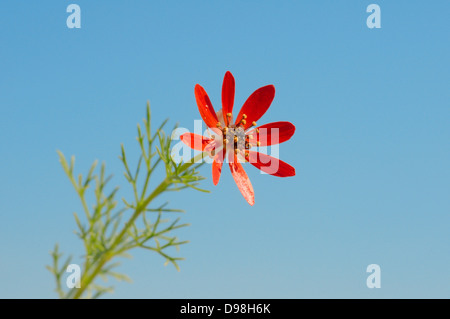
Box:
68 151 205 299
179 151 207 172
70 178 169 299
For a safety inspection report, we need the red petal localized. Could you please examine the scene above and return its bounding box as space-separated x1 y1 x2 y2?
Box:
247 121 295 146
235 85 275 130
229 154 255 205
212 149 225 185
246 151 295 177
221 71 235 126
195 84 219 128
180 133 211 151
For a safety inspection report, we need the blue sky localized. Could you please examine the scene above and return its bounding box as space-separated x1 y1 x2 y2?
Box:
0 1 449 298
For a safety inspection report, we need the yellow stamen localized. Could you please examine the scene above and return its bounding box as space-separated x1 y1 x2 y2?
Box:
241 119 247 126
242 114 247 119
234 149 239 155
252 121 257 127
234 136 238 142
226 113 232 117
257 141 261 147
224 138 229 144
256 128 260 134
216 122 221 128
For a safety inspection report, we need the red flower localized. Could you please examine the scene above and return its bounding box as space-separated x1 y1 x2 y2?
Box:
181 71 295 205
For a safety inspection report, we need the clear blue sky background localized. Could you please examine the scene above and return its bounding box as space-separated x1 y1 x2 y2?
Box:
0 1 449 298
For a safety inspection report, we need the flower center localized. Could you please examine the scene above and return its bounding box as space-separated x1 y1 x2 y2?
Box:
216 113 258 156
